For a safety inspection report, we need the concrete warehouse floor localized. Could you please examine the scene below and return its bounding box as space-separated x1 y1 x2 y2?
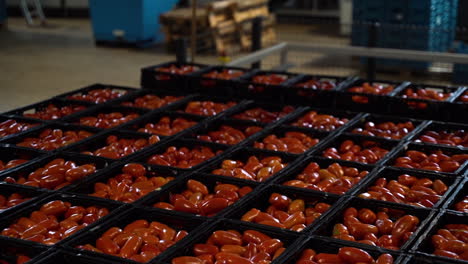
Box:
0 18 453 113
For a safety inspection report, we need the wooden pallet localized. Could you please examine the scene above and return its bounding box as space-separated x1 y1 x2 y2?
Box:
207 0 241 54
232 0 269 23
159 0 276 54
238 14 276 50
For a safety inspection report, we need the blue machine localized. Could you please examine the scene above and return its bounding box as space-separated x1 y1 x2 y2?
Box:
0 0 6 25
89 0 179 47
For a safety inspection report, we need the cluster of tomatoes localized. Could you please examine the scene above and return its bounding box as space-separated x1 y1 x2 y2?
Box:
171 229 286 264
241 193 331 232
348 83 394 104
156 65 198 75
78 219 188 263
0 193 31 211
184 101 237 116
323 140 390 164
67 89 127 103
3 158 96 190
23 104 87 120
415 129 468 148
295 79 336 91
295 247 394 264
197 125 262 145
359 174 448 208
212 156 287 182
203 69 244 80
430 224 468 260
453 195 468 213
147 146 220 168
351 121 416 140
393 150 467 173
233 106 294 123
153 180 252 216
138 117 197 136
1 200 109 245
0 119 37 137
82 135 159 159
291 111 350 131
16 129 93 151
254 132 319 154
0 159 29 172
90 163 174 203
0 255 30 264
78 112 140 129
331 207 420 250
121 94 182 109
282 162 370 195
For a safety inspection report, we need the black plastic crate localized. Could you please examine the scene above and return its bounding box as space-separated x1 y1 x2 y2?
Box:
411 211 467 262
336 79 410 114
184 117 266 146
64 206 206 264
0 152 112 192
345 113 425 141
274 236 405 264
316 133 400 165
68 162 185 204
409 121 468 149
0 192 123 247
202 147 299 183
402 253 468 264
355 167 461 209
33 249 136 264
63 130 163 161
272 156 377 196
0 116 43 142
287 107 360 132
54 84 138 104
159 218 301 263
131 138 229 172
114 88 192 110
1 123 100 152
0 145 46 175
0 236 50 264
390 83 464 121
0 183 48 219
248 125 331 155
282 74 352 108
227 101 297 125
313 197 436 252
120 111 205 137
442 178 468 214
140 61 208 92
449 90 468 123
139 173 259 218
190 65 248 96
173 95 243 118
61 105 148 130
236 70 300 103
385 142 468 176
226 184 340 233
3 98 94 122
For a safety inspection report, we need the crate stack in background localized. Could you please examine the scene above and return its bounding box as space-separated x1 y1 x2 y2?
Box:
453 41 468 84
351 0 459 70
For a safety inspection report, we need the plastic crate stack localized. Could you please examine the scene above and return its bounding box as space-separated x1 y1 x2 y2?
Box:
453 42 468 84
0 62 465 264
351 0 459 70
